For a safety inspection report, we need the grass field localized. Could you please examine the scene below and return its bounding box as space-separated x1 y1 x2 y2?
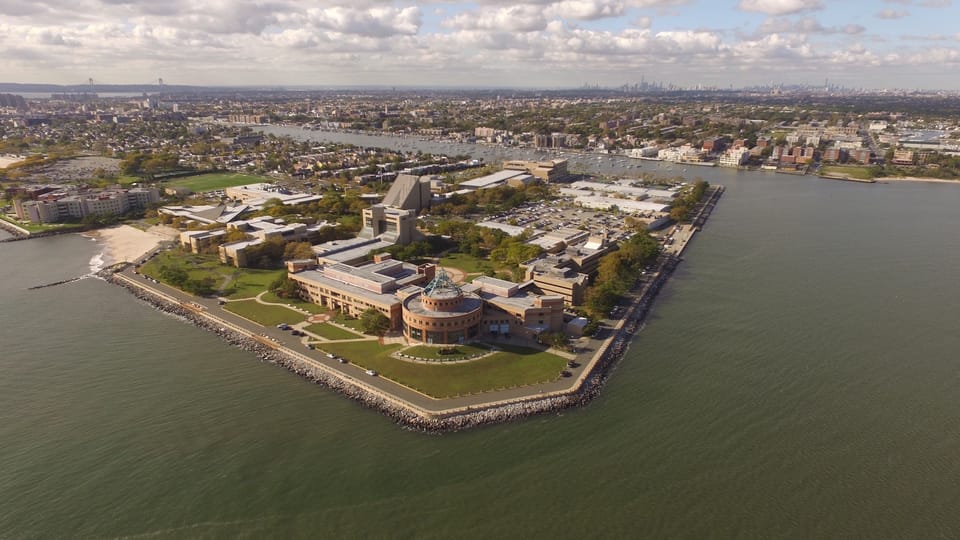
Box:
139 250 284 298
140 251 235 289
223 300 306 327
116 175 142 185
164 172 268 193
260 291 328 314
305 323 362 340
225 269 286 299
402 343 491 361
439 252 497 275
333 312 363 331
320 341 567 398
821 165 874 180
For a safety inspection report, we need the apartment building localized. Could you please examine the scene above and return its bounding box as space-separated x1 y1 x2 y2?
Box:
15 187 160 224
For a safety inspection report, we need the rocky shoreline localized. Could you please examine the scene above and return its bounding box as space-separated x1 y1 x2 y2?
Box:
96 183 724 434
103 267 669 433
0 222 87 242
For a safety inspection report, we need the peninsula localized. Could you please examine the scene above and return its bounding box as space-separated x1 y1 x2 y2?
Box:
97 178 721 431
0 88 756 429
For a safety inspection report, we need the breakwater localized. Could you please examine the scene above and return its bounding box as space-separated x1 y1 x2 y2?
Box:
0 219 30 239
27 276 85 290
0 222 86 242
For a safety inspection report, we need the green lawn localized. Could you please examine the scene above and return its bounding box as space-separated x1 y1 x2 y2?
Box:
439 252 496 275
821 165 874 180
225 268 286 299
164 172 269 193
305 322 362 340
333 312 364 331
260 291 328 314
116 175 142 186
139 250 284 298
223 300 306 327
320 341 567 398
402 343 491 361
140 250 235 287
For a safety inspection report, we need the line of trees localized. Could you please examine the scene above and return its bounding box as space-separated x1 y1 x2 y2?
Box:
669 179 710 222
584 232 661 319
119 151 183 178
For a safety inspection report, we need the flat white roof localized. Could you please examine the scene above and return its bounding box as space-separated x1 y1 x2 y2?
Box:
575 195 670 214
459 169 527 188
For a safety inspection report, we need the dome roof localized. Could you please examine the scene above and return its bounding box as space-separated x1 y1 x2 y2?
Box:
422 268 462 299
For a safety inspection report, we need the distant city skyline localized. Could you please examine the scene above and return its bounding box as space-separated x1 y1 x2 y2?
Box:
4 0 960 90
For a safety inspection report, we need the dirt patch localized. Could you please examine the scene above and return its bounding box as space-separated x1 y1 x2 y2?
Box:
441 266 467 284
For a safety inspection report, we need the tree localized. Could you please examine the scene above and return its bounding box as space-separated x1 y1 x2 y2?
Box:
283 241 315 261
585 282 621 319
158 265 188 288
186 276 216 296
270 273 300 299
359 308 390 336
540 331 569 351
223 228 248 243
670 204 689 222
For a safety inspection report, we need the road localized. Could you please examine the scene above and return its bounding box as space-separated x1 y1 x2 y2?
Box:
115 263 613 415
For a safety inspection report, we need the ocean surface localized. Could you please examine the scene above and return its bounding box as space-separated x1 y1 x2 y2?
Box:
3 168 960 539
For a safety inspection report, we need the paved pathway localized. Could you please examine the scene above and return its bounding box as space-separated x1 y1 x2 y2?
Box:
119 264 612 411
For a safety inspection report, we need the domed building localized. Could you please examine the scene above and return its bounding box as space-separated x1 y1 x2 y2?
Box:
402 269 482 344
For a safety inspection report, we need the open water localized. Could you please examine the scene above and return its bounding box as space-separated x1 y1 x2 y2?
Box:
3 168 960 538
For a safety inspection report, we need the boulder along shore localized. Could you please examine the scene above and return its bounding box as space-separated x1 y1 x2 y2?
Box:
103 267 667 434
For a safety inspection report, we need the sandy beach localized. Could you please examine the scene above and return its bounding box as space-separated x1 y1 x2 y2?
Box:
880 176 960 185
86 224 177 265
0 155 26 168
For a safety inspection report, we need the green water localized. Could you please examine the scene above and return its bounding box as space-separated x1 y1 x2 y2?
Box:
2 173 960 539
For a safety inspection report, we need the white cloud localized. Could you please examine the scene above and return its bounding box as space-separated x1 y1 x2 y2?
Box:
307 6 422 37
443 5 548 32
738 0 823 16
908 47 960 63
758 17 864 35
1 0 959 88
545 0 627 20
877 9 910 18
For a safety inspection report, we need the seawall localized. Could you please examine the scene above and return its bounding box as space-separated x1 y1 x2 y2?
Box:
0 218 30 238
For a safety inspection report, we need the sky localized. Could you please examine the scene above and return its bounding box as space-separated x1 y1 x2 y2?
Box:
3 0 960 90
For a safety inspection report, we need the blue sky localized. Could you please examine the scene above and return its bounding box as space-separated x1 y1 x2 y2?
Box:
2 0 959 89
